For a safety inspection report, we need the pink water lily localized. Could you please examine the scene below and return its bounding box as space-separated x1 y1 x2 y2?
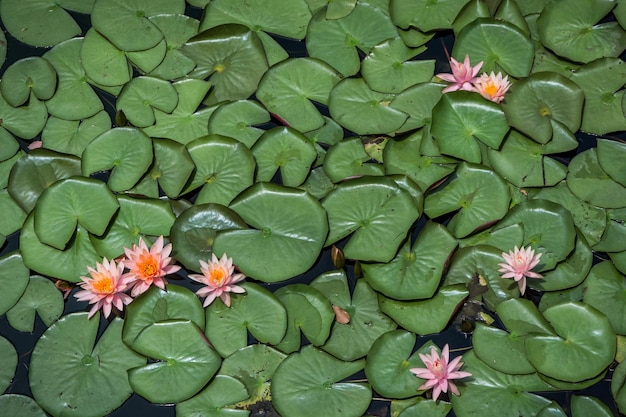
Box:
410 344 471 401
122 236 181 297
188 253 246 307
436 54 483 93
74 258 133 319
473 71 511 103
498 245 543 295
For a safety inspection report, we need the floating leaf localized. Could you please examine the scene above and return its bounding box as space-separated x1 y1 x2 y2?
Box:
363 221 457 300
6 275 64 333
593 207 626 252
29 314 146 417
0 57 57 107
582 261 626 335
0 189 26 236
176 375 250 417
80 28 132 87
207 100 270 148
0 252 32 316
116 76 178 127
128 320 221 403
204 282 287 357
41 111 111 157
147 14 199 80
213 182 328 282
0 395 46 417
271 345 371 417
567 148 626 209
571 395 614 417
322 176 420 262
597 138 626 187
0 92 47 140
151 137 195 198
323 136 385 182
390 0 470 31
0 335 17 394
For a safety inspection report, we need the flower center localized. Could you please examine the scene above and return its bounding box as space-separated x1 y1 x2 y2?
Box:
209 267 227 286
483 83 498 97
431 358 446 378
92 274 115 294
137 256 159 279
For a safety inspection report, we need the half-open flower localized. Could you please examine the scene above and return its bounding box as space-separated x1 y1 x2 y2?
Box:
498 245 543 295
410 344 471 401
122 236 181 297
188 253 246 307
473 71 511 103
436 54 483 93
74 258 133 319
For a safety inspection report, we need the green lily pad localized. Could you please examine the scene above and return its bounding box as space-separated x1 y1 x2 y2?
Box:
205 282 287 357
125 39 168 74
183 24 269 105
207 100 270 148
459 223 524 252
184 135 256 205
395 398 452 417
323 136 385 182
364 330 430 399
0 57 57 107
147 14 199 80
200 0 312 39
526 302 616 382
91 0 185 52
453 18 534 77
570 58 626 135
19 214 101 282
610 250 626 275
41 111 111 157
431 91 509 163
170 203 247 272
271 345 371 417
597 138 626 187
472 322 536 375
213 182 328 282
6 275 64 333
7 149 81 214
82 127 154 192
362 221 457 300
80 28 132 87
256 58 342 132
0 189 26 236
322 176 420 262
361 37 433 94
29 313 146 417
0 129 18 162
142 79 216 144
390 83 445 134
582 261 626 335
571 395 614 417
537 0 626 64
611 360 626 415
311 271 397 361
306 2 399 76
176 375 250 417
151 138 195 198
0 334 17 393
0 395 46 417
531 234 592 292
33 176 119 250
328 77 408 135
43 38 105 120
496 199 577 271
89 195 176 259
116 77 178 127
390 0 470 32
128 319 222 403
0 91 47 140
567 148 626 209
0 0 81 47
593 207 626 252
425 163 511 238
273 283 335 353
218 344 286 405
501 72 584 144
378 285 469 335
452 0 490 34
0 151 23 191
252 127 317 187
122 284 205 347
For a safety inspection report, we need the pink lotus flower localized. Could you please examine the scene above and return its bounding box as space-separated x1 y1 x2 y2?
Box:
188 253 246 307
436 54 483 93
473 71 511 103
122 236 181 297
74 258 133 319
410 344 471 401
498 245 543 295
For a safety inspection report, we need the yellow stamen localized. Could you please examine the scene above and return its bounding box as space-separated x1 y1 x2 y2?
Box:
209 267 227 286
92 275 115 294
483 83 498 97
137 256 159 279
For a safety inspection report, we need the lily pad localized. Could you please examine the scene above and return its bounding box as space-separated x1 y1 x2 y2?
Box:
82 127 154 192
322 176 420 262
597 138 626 187
323 136 385 182
424 163 511 238
0 395 46 417
472 323 536 375
6 275 64 333
91 0 185 52
33 176 119 250
567 148 626 209
147 14 199 80
271 345 371 417
176 375 250 417
390 83 445 134
207 100 270 148
116 77 178 127
571 395 614 417
537 0 626 63
170 203 247 272
311 271 397 361
378 285 469 335
390 0 470 32
128 319 222 403
526 302 616 382
256 58 342 132
0 190 26 236
184 134 256 205
205 282 287 357
0 335 17 394
0 57 57 107
0 91 48 140
582 261 626 335
362 221 457 300
80 28 132 87
41 111 111 157
252 127 318 187
593 207 626 252
29 313 146 417
611 360 626 415
213 182 328 282
306 2 399 77
149 137 195 198
182 24 269 105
